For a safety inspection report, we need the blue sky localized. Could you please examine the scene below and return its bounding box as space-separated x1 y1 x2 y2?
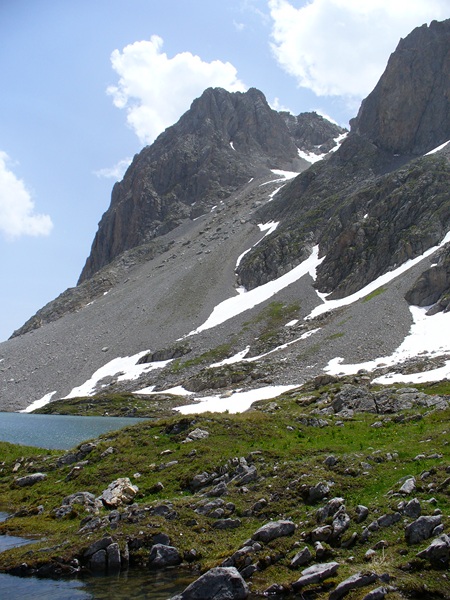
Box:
0 0 448 342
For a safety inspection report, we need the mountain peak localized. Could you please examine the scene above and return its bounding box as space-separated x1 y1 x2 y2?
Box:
351 18 450 155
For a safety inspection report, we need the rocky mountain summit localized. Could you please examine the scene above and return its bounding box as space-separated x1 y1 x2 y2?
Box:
78 87 345 283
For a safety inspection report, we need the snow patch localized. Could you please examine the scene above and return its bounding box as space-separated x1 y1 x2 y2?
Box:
175 384 297 415
297 148 326 164
326 305 450 384
270 169 299 180
235 222 279 269
308 231 450 320
425 140 450 155
285 319 299 327
210 346 251 368
64 350 171 398
20 391 57 413
187 245 323 336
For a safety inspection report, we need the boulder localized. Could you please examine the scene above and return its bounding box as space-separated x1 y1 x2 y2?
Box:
148 544 182 568
329 572 378 600
98 478 138 508
355 505 369 523
290 546 312 568
14 473 46 487
170 566 249 600
251 520 295 543
292 561 339 589
416 534 450 567
399 477 416 494
212 518 241 530
184 428 210 443
405 515 442 545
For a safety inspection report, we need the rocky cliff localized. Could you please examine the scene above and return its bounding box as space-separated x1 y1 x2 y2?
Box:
351 19 450 156
237 20 450 298
78 88 345 283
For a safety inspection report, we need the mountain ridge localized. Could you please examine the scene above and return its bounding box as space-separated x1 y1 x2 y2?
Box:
0 18 449 417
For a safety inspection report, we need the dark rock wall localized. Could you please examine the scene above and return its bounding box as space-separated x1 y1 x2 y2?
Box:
351 19 450 155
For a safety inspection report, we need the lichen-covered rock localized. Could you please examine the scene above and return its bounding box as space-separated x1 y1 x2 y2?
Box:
292 561 339 589
329 571 378 600
416 534 450 567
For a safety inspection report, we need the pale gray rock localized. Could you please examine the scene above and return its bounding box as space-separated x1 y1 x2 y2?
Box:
329 571 378 600
405 515 442 545
416 534 450 567
148 544 182 568
170 566 249 599
98 477 138 508
290 546 312 568
399 477 416 494
251 520 295 543
292 561 339 589
355 505 369 523
14 473 46 487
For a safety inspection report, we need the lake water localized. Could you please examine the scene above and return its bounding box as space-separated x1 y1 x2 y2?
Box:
0 413 194 598
0 412 148 449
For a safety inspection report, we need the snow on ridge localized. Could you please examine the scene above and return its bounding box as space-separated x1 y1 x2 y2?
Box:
63 350 172 399
425 140 450 155
20 391 57 413
308 230 450 321
329 132 348 153
187 245 324 337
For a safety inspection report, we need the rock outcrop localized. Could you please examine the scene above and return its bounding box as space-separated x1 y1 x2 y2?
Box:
78 88 344 283
351 19 450 156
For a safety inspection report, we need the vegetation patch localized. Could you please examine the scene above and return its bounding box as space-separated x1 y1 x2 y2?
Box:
1 379 449 597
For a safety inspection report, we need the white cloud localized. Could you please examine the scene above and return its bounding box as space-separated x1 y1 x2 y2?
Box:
94 157 132 180
0 151 53 239
107 35 247 145
268 0 449 99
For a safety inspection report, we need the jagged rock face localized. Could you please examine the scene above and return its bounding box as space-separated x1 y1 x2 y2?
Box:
238 21 450 296
79 88 344 283
405 243 450 313
281 111 346 153
238 141 450 296
351 19 450 155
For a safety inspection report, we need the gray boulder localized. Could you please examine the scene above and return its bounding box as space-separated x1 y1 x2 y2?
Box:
329 571 378 600
292 561 339 589
290 546 312 568
170 566 249 599
416 534 450 567
14 473 46 487
148 544 182 568
405 515 442 545
251 520 295 543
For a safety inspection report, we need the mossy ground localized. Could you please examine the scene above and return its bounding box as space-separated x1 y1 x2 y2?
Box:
0 383 449 598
